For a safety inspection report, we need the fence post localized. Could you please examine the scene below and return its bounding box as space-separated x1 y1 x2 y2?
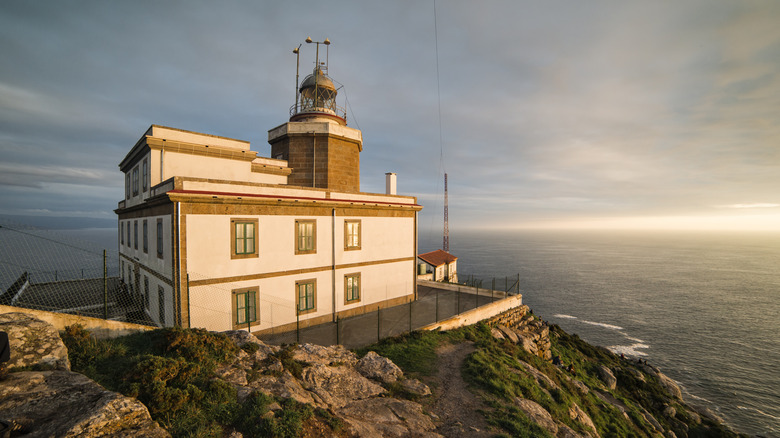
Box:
409 299 412 333
436 288 439 321
103 250 108 319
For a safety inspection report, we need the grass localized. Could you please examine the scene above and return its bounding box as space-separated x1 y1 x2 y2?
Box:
61 325 339 438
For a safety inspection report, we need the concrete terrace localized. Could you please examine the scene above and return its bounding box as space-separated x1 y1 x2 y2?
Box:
259 281 521 349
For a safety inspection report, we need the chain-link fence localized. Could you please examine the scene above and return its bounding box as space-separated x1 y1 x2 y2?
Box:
0 221 154 324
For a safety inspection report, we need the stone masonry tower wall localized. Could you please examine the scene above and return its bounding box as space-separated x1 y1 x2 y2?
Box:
268 121 363 192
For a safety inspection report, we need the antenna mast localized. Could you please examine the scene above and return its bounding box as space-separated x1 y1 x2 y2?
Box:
443 173 449 252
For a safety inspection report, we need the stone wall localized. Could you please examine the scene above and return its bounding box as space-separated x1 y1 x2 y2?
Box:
0 305 153 339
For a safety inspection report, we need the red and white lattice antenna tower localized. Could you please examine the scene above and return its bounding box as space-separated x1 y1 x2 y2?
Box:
443 173 449 252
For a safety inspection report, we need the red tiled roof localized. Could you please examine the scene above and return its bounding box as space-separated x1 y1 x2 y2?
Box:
417 249 457 267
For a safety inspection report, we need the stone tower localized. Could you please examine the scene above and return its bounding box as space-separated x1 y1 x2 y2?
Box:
268 39 362 192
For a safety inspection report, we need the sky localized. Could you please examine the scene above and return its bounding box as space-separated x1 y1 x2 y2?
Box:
1 1 779 236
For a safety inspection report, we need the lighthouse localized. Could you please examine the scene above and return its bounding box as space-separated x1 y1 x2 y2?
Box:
268 37 363 192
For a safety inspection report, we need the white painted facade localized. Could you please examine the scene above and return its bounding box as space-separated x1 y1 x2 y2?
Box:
117 125 421 332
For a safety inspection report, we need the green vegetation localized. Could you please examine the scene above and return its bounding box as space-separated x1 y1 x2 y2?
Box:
61 325 339 438
359 322 746 438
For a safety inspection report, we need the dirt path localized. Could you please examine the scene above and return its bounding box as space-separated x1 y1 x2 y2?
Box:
429 341 493 438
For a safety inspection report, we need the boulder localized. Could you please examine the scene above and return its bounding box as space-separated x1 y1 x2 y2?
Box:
0 312 70 371
214 364 248 386
657 372 683 400
490 327 505 340
399 378 431 397
249 371 319 406
0 370 169 437
557 425 588 438
568 403 600 438
597 365 617 390
567 377 589 395
300 363 385 408
356 351 403 383
513 397 558 435
496 325 519 343
516 360 559 390
516 332 539 356
663 405 677 418
338 397 442 438
292 343 358 366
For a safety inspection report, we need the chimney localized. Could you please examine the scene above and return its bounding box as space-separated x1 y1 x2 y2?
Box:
385 172 397 195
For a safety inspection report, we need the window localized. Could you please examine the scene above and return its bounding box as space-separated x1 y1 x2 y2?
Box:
143 276 149 309
344 220 361 250
127 222 131 248
143 220 148 253
157 219 163 258
142 158 149 191
120 222 124 245
125 173 131 200
134 220 138 250
158 286 165 326
232 287 259 328
295 219 316 254
132 166 139 196
296 279 316 314
345 273 360 303
231 218 258 259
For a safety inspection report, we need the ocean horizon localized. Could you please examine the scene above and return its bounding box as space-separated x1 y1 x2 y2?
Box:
420 228 780 437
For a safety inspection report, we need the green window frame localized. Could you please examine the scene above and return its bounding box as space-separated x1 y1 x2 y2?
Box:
233 288 259 327
296 280 316 314
231 218 259 259
295 219 316 254
344 220 361 250
345 273 360 303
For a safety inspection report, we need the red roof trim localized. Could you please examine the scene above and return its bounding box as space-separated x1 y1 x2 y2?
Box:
167 189 420 207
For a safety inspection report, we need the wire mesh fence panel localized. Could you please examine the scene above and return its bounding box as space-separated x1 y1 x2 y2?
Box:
0 221 155 325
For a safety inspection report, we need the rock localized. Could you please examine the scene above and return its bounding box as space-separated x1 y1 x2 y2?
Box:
567 377 589 395
639 407 663 432
568 403 600 438
249 371 319 406
625 367 646 382
597 365 617 390
0 312 70 371
513 397 558 435
399 378 431 397
557 425 588 438
657 372 683 400
490 327 505 340
665 431 677 438
338 397 442 438
0 370 169 437
663 405 677 418
301 363 385 408
292 343 358 366
496 325 519 343
227 430 243 438
516 332 539 355
356 351 403 383
640 365 682 400
214 364 248 386
516 360 559 390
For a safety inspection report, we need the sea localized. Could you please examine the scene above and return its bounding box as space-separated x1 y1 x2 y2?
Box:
420 229 780 437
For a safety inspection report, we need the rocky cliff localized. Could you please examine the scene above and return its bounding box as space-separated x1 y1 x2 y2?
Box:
0 310 747 438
